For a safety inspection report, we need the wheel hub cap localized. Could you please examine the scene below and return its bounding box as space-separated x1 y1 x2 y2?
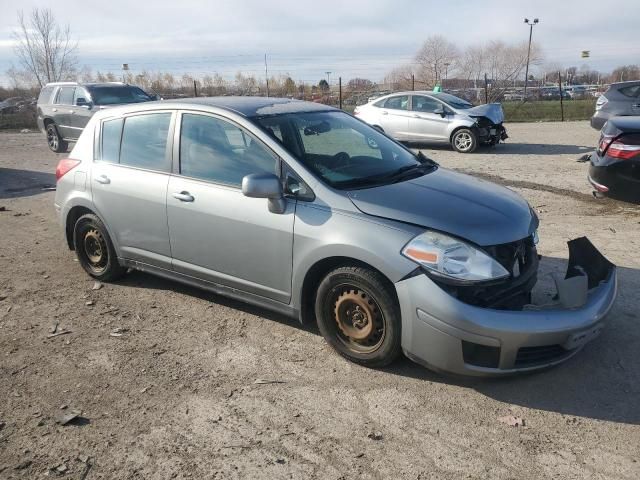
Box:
84 229 104 265
333 290 377 340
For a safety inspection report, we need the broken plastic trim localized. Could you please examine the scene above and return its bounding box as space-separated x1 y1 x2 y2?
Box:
525 237 615 311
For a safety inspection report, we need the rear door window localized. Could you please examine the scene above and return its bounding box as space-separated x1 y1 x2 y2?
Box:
119 113 172 171
383 95 409 110
55 87 75 105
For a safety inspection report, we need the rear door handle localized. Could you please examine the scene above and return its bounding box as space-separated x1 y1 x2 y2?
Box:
172 191 194 202
95 174 110 184
52 108 58 112
69 110 75 114
381 111 389 115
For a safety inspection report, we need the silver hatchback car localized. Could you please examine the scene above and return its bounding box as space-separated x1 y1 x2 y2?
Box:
54 97 617 376
354 91 508 153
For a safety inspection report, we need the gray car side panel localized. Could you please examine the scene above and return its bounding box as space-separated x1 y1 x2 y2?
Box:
289 202 421 313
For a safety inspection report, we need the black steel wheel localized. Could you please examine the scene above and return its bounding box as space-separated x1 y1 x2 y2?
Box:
73 213 125 281
315 266 401 367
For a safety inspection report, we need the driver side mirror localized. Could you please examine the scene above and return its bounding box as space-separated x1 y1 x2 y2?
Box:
242 173 286 214
434 105 446 117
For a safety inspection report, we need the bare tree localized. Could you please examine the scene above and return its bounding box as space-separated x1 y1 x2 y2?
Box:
414 35 459 88
11 8 78 87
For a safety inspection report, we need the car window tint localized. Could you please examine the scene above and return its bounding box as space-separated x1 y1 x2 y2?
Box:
180 113 278 186
412 96 442 113
119 113 171 170
619 85 640 98
56 87 75 105
101 118 123 163
383 95 409 110
88 86 152 105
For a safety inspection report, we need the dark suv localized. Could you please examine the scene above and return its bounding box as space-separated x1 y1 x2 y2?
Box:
37 82 157 152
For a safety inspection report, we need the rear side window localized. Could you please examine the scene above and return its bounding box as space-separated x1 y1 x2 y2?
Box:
88 86 153 105
119 113 171 171
55 87 75 105
38 86 55 104
618 85 640 98
382 95 409 110
101 118 123 163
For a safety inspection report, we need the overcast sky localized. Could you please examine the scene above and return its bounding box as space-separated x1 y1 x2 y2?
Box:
0 0 638 86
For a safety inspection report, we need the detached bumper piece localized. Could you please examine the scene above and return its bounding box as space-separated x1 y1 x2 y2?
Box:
397 237 617 376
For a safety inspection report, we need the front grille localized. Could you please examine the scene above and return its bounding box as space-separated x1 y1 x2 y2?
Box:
515 345 571 368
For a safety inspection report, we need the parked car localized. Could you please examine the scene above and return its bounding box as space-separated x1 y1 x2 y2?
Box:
353 91 507 153
54 97 616 376
37 82 157 153
588 116 640 202
591 80 640 130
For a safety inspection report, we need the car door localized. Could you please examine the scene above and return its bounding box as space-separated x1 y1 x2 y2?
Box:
166 111 295 303
69 87 94 135
52 86 75 138
408 95 451 141
377 95 411 140
91 111 174 269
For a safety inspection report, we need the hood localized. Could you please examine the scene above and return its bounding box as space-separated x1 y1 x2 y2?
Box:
347 168 537 246
464 103 504 124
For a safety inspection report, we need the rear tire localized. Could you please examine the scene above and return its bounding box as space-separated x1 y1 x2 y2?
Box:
451 128 477 153
46 123 68 153
315 266 401 368
73 213 125 282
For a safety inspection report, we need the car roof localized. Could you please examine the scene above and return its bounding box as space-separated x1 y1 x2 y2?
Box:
162 96 337 117
43 82 131 88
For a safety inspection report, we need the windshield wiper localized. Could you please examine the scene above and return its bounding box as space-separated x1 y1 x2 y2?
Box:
335 163 434 189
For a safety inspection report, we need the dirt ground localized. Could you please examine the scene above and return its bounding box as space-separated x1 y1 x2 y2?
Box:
0 122 639 479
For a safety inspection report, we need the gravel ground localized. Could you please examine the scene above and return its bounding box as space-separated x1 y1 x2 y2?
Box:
0 122 639 479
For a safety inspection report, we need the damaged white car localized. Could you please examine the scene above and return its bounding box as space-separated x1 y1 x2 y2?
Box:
354 91 508 153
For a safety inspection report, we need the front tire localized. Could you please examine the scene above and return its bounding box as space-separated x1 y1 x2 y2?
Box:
46 123 68 153
73 213 125 282
451 128 477 153
315 266 401 367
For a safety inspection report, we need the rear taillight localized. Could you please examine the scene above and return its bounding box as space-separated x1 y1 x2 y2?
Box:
55 158 80 181
597 135 614 156
607 141 640 160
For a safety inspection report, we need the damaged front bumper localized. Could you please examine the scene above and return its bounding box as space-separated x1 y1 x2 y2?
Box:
396 238 617 376
475 123 508 145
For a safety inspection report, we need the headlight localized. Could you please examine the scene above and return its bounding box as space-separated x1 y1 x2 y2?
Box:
401 230 509 283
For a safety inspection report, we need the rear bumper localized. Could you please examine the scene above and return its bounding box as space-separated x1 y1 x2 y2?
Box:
589 162 640 200
396 238 617 376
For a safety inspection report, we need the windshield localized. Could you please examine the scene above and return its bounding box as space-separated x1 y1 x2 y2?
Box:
436 93 473 109
253 110 434 189
87 86 153 105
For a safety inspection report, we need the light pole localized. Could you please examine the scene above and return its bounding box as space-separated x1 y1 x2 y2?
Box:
523 18 539 98
325 71 332 86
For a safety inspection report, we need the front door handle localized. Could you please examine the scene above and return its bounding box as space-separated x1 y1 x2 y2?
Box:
381 111 389 115
172 191 194 202
52 108 58 112
69 110 75 114
95 174 110 184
